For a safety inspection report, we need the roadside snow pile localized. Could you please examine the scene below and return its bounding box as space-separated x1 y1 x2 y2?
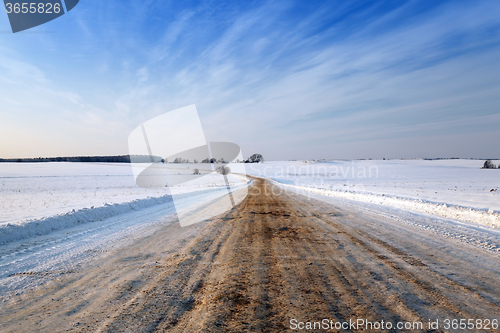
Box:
0 180 250 246
0 162 249 225
0 162 171 225
0 162 250 245
0 194 173 245
245 160 500 228
273 180 500 228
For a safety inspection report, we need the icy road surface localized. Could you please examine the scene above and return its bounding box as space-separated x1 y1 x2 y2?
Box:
0 179 499 332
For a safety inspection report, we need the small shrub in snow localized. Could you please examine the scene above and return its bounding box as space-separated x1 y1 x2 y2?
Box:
193 169 200 175
482 160 497 169
245 153 264 163
216 166 231 175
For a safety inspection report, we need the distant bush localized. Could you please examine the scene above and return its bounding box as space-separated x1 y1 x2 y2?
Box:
193 169 200 175
216 166 231 175
482 160 497 169
245 153 264 163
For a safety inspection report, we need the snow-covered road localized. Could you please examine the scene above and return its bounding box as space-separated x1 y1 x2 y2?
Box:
1 172 499 303
2 178 499 332
1 161 499 332
0 186 243 299
283 184 500 256
0 200 177 298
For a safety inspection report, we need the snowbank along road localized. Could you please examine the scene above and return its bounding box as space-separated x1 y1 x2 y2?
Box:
0 178 499 332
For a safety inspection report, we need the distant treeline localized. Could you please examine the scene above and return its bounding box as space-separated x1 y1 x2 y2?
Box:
0 153 265 164
166 153 264 164
0 155 162 163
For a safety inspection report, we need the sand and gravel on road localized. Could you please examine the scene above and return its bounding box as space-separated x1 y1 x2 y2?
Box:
1 178 499 332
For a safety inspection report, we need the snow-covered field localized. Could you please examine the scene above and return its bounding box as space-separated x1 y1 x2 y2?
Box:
246 159 500 228
1 159 499 300
1 159 498 246
0 162 248 244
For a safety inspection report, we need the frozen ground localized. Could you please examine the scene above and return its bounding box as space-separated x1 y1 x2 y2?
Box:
1 162 500 331
1 178 499 332
246 159 500 227
285 185 500 255
0 186 245 298
0 162 248 244
1 159 498 245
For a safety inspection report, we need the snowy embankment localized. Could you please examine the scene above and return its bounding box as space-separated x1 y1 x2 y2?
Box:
273 180 500 228
0 162 249 245
0 194 172 245
246 160 500 228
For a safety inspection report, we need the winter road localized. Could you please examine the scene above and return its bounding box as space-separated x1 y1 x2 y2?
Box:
1 178 499 332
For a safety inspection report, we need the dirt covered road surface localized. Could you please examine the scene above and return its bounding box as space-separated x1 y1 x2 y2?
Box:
1 178 500 332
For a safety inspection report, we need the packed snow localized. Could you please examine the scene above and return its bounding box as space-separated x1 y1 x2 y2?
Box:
0 185 248 296
283 185 500 255
1 159 498 245
246 159 500 228
0 162 248 244
1 159 499 299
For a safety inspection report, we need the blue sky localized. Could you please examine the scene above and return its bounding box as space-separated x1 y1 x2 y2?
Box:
1 0 499 159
